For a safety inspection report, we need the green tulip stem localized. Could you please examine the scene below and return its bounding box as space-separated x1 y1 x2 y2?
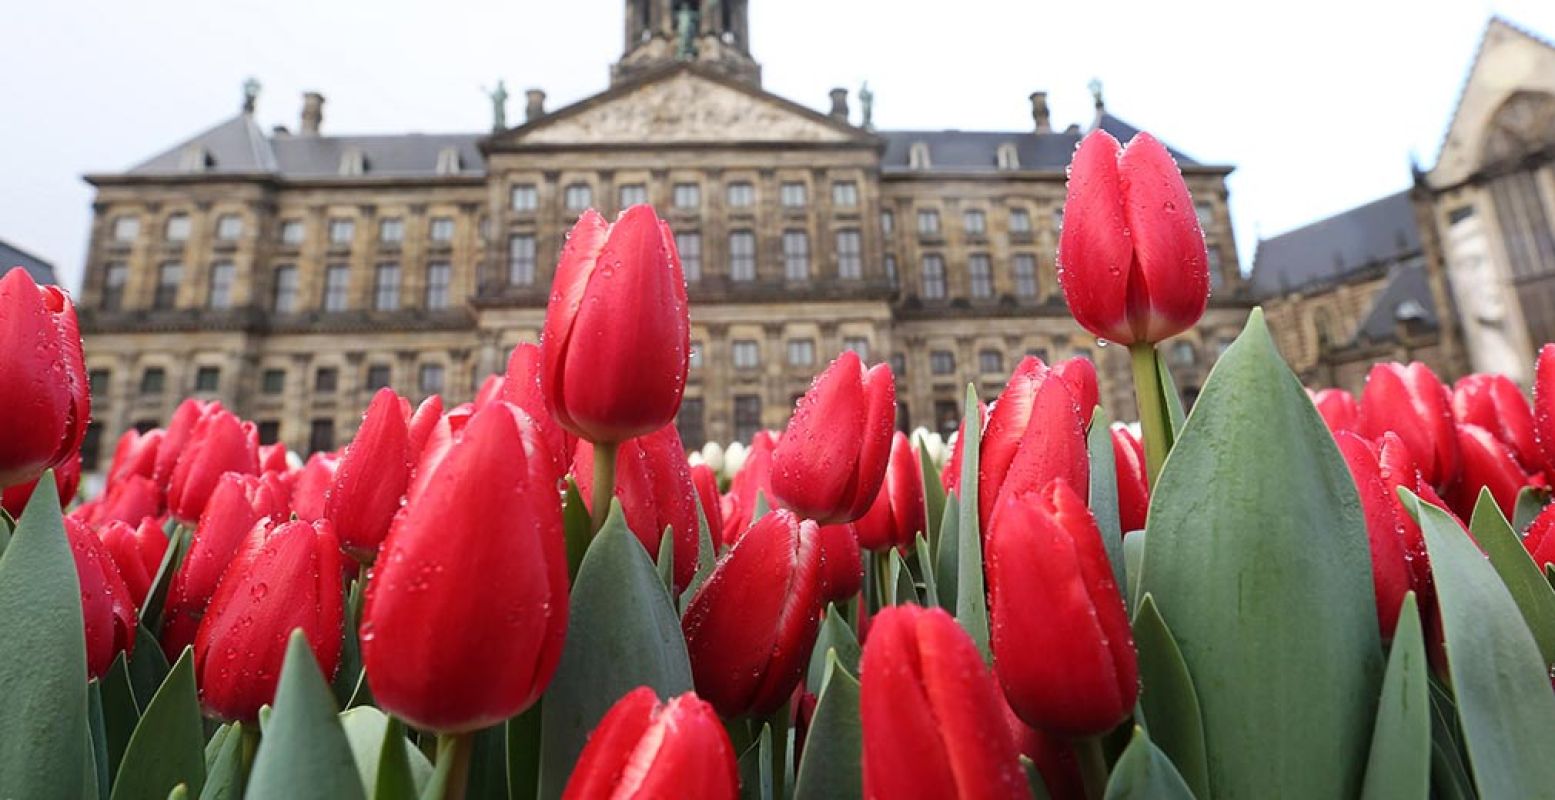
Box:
432 731 475 800
1076 735 1109 800
1128 342 1169 486
766 703 790 800
874 550 893 610
590 441 619 535
240 724 259 781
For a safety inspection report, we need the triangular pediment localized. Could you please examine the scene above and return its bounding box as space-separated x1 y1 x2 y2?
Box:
1430 17 1555 187
494 67 869 147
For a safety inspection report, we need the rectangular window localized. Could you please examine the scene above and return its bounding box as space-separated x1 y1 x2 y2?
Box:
308 419 335 454
373 262 400 311
273 265 298 312
782 230 810 281
509 234 537 285
1207 245 1224 292
921 255 946 299
917 209 940 236
81 422 105 471
734 394 762 444
677 397 706 450
676 232 702 282
930 350 956 375
256 420 281 446
195 366 220 392
154 262 182 310
366 364 392 391
787 338 815 367
1010 208 1033 234
935 400 959 436
511 184 539 211
207 261 235 309
781 182 808 208
843 336 870 361
884 255 897 285
429 217 455 242
140 367 166 395
1013 254 1038 298
836 229 862 279
964 209 987 236
619 183 648 208
419 363 445 395
88 369 110 401
328 218 355 245
978 349 1004 374
426 262 452 309
102 263 127 311
732 340 760 369
1196 202 1215 226
112 216 140 242
564 183 592 211
881 210 894 234
727 182 755 208
165 214 191 242
261 369 286 395
673 183 701 209
1054 207 1065 231
280 219 304 245
969 254 993 298
215 214 243 241
690 341 704 370
324 265 350 312
729 231 756 281
379 217 404 244
315 367 339 393
832 181 859 207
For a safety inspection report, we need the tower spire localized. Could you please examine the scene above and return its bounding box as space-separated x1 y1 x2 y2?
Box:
612 0 761 86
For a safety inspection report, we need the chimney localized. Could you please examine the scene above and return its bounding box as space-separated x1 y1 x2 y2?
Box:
1029 91 1051 134
829 88 850 123
525 89 547 122
300 92 325 136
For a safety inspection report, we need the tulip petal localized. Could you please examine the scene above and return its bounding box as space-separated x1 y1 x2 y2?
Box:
1118 132 1209 343
1058 130 1134 344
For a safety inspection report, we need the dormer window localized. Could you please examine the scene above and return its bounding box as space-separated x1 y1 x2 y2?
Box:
180 146 213 173
996 142 1020 170
909 141 932 170
436 147 462 175
339 148 367 176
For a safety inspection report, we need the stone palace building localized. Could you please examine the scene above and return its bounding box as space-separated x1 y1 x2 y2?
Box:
75 0 1249 467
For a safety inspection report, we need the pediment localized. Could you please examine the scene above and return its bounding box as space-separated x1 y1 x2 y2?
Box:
499 69 865 147
1430 18 1555 187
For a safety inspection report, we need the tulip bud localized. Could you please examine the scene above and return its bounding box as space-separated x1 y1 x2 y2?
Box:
987 480 1137 736
682 510 825 717
721 431 776 545
979 357 1089 538
860 604 1030 799
361 402 568 733
1004 702 1085 800
2 452 80 518
563 687 738 800
689 463 724 542
1358 362 1459 488
817 522 863 603
1536 345 1555 475
1312 388 1360 435
541 206 689 445
854 432 927 551
79 475 162 527
939 402 987 495
1111 424 1149 534
0 268 89 489
194 519 343 722
1053 355 1100 427
770 351 896 524
154 399 214 489
258 442 290 475
1375 432 1460 601
291 452 340 523
1057 130 1210 345
1523 503 1555 571
1451 373 1539 477
65 516 138 679
96 517 169 608
573 424 699 592
473 373 506 409
166 406 261 522
406 394 443 459
108 428 164 489
1444 423 1528 521
326 388 412 556
1334 432 1416 640
502 342 573 479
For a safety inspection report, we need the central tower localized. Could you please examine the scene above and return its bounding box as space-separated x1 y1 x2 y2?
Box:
612 0 761 86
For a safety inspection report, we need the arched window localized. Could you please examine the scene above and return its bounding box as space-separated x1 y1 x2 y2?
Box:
909 141 932 170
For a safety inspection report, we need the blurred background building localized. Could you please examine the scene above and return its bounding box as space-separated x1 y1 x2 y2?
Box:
73 0 1249 467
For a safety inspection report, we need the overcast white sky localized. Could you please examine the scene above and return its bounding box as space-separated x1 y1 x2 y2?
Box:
4 0 1553 292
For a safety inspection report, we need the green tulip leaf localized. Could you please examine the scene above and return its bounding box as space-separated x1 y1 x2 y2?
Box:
657 523 676 598
202 724 230 771
1103 727 1195 800
142 523 191 635
954 384 989 660
110 647 206 800
1130 594 1208 799
889 548 915 606
0 511 10 556
736 722 775 800
1467 489 1555 672
1154 354 1187 444
1427 681 1476 800
933 493 959 613
338 708 430 800
1087 404 1127 591
1407 491 1555 797
915 431 947 555
1139 309 1383 798
682 496 718 616
465 723 511 800
247 631 366 800
1359 592 1429 800
561 480 591 581
127 625 171 710
1123 530 1145 614
89 682 110 800
507 702 543 800
913 532 939 608
0 476 93 800
1019 756 1052 800
332 575 367 710
1513 485 1549 533
101 653 140 783
805 605 861 694
198 721 244 800
167 785 188 800
538 501 693 799
793 654 862 800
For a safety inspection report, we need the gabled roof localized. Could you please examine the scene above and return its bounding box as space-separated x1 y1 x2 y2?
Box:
1429 16 1555 187
1249 190 1421 298
880 113 1202 174
0 239 58 285
1351 261 1440 345
129 113 278 175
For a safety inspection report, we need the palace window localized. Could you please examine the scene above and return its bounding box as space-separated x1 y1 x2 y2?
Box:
366 364 392 391
677 397 706 450
930 350 956 375
207 261 235 310
727 182 755 208
261 369 286 395
782 230 810 281
101 263 127 311
884 255 897 286
1013 254 1037 298
308 419 335 454
909 142 932 170
154 262 181 310
315 367 339 393
729 231 756 281
272 265 298 312
676 232 702 282
379 217 404 244
881 210 895 234
690 341 704 370
979 349 1004 374
164 214 191 242
419 363 445 395
1196 202 1214 226
323 264 350 311
279 220 304 245
781 182 808 208
140 367 166 396
195 366 220 393
1207 245 1224 291
88 369 110 401
511 184 539 212
1171 341 1198 367
215 214 243 241
429 216 455 242
921 255 946 299
509 234 537 285
964 209 987 236
836 229 862 279
1010 208 1033 235
843 336 870 361
256 421 280 446
734 395 762 444
564 183 592 212
996 142 1020 170
373 262 401 311
732 340 760 369
917 209 940 237
969 254 993 298
112 216 140 242
832 181 859 208
673 183 701 209
787 338 816 367
619 183 648 208
425 262 451 309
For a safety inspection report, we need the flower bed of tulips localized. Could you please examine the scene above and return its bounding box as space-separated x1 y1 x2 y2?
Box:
2 128 1555 800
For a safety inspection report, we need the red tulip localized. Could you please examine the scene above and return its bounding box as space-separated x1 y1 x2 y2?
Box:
2 451 80 518
258 442 289 475
541 206 689 445
770 351 896 524
1445 423 1528 521
406 395 443 460
64 516 138 679
78 475 162 527
291 452 339 523
326 388 412 555
166 406 260 522
1523 503 1555 570
939 402 987 495
1334 432 1415 640
1004 703 1084 800
161 473 290 658
193 518 342 722
1536 345 1555 474
690 463 724 541
854 432 927 551
979 357 1089 538
154 399 214 489
1452 374 1538 472
1312 388 1360 435
1057 130 1210 346
1358 362 1459 488
1053 356 1100 427
0 268 89 489
1375 432 1457 599
361 402 568 733
108 428 164 489
563 687 738 800
407 403 478 504
860 604 1030 799
721 430 776 545
817 522 863 603
473 373 506 409
573 424 698 592
1112 425 1149 534
97 517 169 608
987 480 1137 736
682 510 825 717
502 342 573 478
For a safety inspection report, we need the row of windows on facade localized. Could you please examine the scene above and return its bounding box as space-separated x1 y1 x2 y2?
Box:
99 360 450 403
109 213 462 248
99 260 456 313
508 180 863 214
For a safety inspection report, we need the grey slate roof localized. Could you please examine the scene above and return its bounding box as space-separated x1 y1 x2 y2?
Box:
129 114 278 175
1249 190 1422 298
0 239 58 285
879 114 1199 173
1351 260 1440 344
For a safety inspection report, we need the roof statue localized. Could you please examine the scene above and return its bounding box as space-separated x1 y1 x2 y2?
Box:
676 4 699 60
241 77 260 115
859 81 874 130
485 80 509 132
